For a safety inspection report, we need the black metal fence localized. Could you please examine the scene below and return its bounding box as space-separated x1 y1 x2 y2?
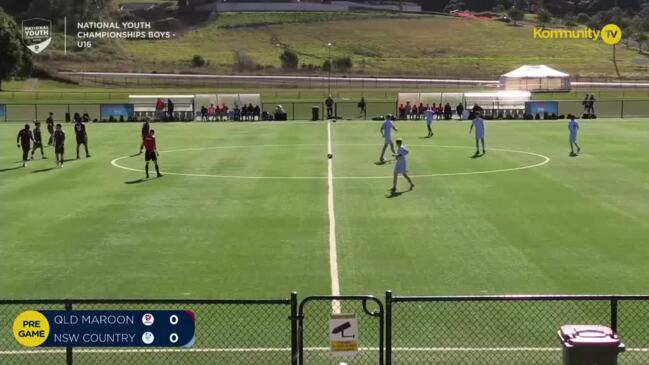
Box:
3 293 649 365
387 292 649 365
1 296 297 365
2 100 649 123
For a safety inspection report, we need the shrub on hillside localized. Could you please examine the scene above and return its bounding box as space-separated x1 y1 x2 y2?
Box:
191 55 206 67
333 56 353 71
322 60 331 72
233 51 262 71
280 49 299 69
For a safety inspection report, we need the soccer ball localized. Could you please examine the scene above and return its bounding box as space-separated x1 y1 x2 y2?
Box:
327 153 333 159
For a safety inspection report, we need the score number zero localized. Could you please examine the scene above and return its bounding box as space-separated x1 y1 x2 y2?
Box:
169 314 179 344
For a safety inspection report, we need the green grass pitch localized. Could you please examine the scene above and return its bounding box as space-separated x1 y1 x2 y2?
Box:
3 118 649 299
4 118 649 365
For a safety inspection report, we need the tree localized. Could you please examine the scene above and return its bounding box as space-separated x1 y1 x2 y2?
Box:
632 31 648 52
0 8 32 91
536 8 552 25
508 6 525 25
279 49 299 69
576 12 590 24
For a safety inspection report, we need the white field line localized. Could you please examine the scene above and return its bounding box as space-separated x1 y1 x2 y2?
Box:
7 346 649 355
327 121 341 314
110 145 550 180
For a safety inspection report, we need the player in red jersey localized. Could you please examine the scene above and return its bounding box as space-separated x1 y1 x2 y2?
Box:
143 129 162 178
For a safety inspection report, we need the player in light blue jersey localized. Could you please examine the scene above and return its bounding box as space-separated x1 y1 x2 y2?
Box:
391 138 414 193
379 115 398 163
568 114 581 156
424 105 434 138
469 113 486 156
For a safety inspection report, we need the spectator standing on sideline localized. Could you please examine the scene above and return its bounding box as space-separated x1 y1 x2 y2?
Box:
358 97 367 119
582 94 590 114
46 112 55 145
208 104 216 121
155 98 165 120
398 103 406 120
325 95 335 119
588 95 596 115
167 99 174 120
444 103 453 120
253 105 261 121
456 103 465 120
247 103 255 121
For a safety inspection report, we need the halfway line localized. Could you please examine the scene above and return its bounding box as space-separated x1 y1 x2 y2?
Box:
327 121 341 313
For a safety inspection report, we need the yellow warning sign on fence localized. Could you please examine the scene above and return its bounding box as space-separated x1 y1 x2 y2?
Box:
329 313 358 356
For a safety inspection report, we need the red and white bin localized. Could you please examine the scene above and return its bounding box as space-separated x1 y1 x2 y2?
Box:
558 325 625 365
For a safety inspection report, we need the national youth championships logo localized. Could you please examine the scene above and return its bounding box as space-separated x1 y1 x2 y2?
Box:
22 18 53 54
533 23 622 45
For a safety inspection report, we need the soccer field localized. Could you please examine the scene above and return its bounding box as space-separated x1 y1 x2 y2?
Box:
3 119 649 300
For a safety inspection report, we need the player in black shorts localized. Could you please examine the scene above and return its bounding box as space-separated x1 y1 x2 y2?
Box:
46 112 55 145
31 121 46 159
142 129 162 178
16 124 34 167
139 120 150 154
53 124 66 167
74 116 90 159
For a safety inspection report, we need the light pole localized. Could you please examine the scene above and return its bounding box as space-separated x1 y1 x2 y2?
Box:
327 42 333 96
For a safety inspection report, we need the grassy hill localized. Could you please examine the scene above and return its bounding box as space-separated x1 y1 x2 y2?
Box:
35 12 649 78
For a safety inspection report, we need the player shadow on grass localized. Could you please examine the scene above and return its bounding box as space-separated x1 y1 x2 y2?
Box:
386 189 412 199
125 178 150 185
0 166 24 172
32 167 57 173
374 160 393 166
470 153 485 159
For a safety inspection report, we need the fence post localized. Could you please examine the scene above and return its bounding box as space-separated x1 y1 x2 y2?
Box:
290 292 298 365
621 100 624 119
65 301 73 365
610 298 618 333
292 103 295 121
385 290 392 365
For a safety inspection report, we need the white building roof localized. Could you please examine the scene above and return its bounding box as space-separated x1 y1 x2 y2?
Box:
502 65 570 78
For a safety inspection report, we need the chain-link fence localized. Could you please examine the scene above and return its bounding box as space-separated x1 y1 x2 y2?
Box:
298 296 383 365
387 292 649 365
3 294 649 365
0 297 297 365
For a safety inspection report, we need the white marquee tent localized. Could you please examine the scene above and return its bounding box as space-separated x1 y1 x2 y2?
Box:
500 65 571 91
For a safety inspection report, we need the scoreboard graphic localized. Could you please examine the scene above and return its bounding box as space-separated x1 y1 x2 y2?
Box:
13 310 195 348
